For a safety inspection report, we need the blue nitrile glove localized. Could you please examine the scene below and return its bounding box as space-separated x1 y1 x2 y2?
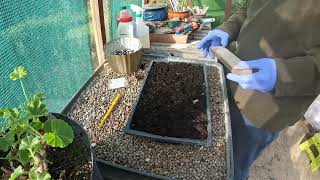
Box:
227 58 277 93
197 29 229 58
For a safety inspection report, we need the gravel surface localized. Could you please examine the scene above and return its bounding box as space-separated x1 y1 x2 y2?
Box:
67 57 228 179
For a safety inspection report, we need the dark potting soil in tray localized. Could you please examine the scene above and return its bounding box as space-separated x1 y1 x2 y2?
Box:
131 62 208 139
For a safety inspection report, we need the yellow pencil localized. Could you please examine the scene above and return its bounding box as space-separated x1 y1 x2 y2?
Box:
98 94 122 128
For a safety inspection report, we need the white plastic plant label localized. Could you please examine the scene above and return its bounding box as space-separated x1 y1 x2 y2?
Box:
108 77 128 90
305 94 320 131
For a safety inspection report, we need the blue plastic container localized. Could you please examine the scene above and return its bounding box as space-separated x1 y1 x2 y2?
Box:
143 7 167 21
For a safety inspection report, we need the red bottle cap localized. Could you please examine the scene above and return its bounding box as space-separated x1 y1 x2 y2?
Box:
119 16 133 23
119 9 133 23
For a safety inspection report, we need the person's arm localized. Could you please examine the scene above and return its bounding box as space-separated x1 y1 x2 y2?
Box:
275 46 320 97
217 1 249 41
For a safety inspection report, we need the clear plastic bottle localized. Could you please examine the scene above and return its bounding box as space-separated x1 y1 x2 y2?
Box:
117 7 134 38
135 12 150 48
131 4 150 48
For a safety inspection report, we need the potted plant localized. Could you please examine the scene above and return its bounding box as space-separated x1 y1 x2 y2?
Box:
0 66 101 179
167 0 190 20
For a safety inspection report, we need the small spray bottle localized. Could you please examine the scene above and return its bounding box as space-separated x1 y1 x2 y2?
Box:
130 4 150 48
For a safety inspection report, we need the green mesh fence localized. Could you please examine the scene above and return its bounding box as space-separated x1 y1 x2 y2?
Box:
110 0 141 40
0 0 93 117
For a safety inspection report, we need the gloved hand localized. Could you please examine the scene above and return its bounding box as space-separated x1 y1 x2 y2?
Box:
197 29 229 58
226 58 277 93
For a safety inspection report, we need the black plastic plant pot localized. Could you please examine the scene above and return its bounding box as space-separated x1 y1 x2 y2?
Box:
124 61 213 146
0 113 103 179
49 113 103 180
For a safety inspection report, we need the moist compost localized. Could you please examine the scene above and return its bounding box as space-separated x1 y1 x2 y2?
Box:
131 62 208 139
46 115 92 179
111 49 134 55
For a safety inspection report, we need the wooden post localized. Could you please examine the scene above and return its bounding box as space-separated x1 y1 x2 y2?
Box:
98 0 106 45
104 0 111 42
225 0 232 21
89 0 105 67
142 0 148 6
188 0 193 7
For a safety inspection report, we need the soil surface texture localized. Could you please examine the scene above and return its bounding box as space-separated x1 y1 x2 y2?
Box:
46 114 92 179
131 62 208 139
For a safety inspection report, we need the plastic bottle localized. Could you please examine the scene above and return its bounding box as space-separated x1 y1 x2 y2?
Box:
117 6 134 38
130 4 150 48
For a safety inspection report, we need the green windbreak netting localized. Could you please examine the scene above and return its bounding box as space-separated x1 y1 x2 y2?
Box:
0 0 93 116
110 0 141 40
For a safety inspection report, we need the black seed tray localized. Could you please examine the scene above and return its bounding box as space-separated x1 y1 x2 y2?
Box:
124 61 213 146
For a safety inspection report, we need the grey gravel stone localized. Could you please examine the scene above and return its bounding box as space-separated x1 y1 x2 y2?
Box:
67 58 228 179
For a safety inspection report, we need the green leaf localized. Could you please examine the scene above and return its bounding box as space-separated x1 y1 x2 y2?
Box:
0 132 15 152
6 131 15 145
18 149 32 164
16 114 31 126
31 118 44 131
10 166 24 180
0 138 9 152
1 108 20 119
0 109 4 117
9 66 28 81
19 136 41 154
26 99 48 117
29 171 51 180
44 119 74 148
31 93 45 102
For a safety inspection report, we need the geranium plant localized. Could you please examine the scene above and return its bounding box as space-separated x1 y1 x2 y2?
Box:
0 66 74 180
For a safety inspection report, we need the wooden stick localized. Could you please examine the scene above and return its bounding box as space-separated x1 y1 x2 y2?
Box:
211 46 253 75
98 94 122 128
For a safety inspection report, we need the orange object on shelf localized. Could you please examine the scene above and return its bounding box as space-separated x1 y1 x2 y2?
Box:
168 10 190 20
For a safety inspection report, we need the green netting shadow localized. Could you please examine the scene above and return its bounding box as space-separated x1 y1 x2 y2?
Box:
110 0 141 40
0 0 94 125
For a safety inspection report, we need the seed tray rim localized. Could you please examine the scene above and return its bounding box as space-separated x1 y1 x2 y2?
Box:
124 60 213 147
97 159 174 180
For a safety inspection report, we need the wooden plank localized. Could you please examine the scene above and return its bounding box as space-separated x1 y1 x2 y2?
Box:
104 0 111 42
150 34 189 44
149 42 200 53
89 0 105 67
189 35 204 40
193 30 210 36
225 0 232 21
143 48 206 60
211 46 253 75
142 0 147 6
